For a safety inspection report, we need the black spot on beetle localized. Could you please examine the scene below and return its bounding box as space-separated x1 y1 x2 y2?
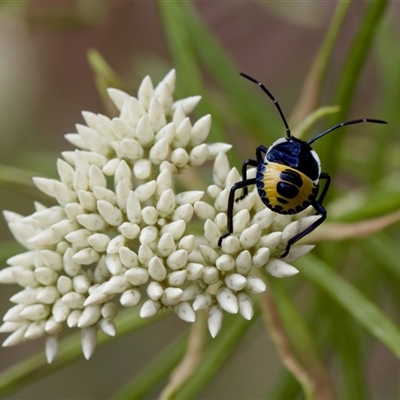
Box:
276 181 299 199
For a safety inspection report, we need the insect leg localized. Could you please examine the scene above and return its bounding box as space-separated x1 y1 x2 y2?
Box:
218 178 257 247
317 172 331 205
237 145 268 201
281 201 327 258
256 145 268 162
236 159 258 201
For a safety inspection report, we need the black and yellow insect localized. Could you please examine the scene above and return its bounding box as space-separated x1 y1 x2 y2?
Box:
218 72 387 258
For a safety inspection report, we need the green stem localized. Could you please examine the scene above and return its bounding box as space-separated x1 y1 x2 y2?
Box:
319 0 389 176
0 309 166 398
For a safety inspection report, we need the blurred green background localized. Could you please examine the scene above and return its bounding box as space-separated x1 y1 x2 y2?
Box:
1 1 400 399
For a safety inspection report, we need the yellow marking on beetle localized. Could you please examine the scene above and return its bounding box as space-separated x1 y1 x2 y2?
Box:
262 162 317 211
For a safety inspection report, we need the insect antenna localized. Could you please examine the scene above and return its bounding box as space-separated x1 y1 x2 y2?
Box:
307 118 387 145
240 72 292 139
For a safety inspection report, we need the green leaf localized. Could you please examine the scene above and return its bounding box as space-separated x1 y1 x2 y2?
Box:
296 254 400 359
0 308 166 397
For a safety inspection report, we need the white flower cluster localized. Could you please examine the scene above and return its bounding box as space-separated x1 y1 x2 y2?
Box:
0 70 316 362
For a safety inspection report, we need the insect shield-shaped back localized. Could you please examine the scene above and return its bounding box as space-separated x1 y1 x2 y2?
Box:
218 72 387 258
257 137 321 215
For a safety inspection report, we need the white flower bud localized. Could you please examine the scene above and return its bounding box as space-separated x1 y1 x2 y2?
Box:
171 92 199 113
189 144 209 167
52 299 71 322
73 168 89 192
258 232 282 250
78 191 97 212
135 180 157 202
148 97 166 133
126 97 146 127
107 235 125 255
88 233 110 252
101 302 118 320
160 220 186 241
157 189 175 218
102 275 130 295
171 148 189 168
72 275 91 294
97 200 123 226
252 247 270 268
173 117 191 148
193 293 212 310
238 292 254 320
63 248 81 276
78 304 102 328
199 244 219 264
217 287 238 314
116 181 131 211
240 224 261 249
99 318 116 337
126 192 142 224
133 159 152 180
161 287 183 306
168 270 187 286
173 302 195 322
36 286 60 304
246 276 267 294
202 266 219 285
135 116 155 148
147 281 164 301
72 248 100 265
81 326 97 360
225 273 247 291
282 245 315 263
107 88 130 111
67 309 82 328
175 191 204 206
62 292 85 309
12 269 39 288
105 254 123 275
84 285 112 306
25 321 45 340
120 288 141 307
77 213 107 231
138 75 154 109
172 204 193 224
155 122 175 145
20 304 51 321
157 233 176 257
149 137 169 164
45 335 59 363
34 267 58 285
190 114 211 146
186 263 204 281
3 304 26 322
119 222 140 240
178 235 195 253
148 257 167 281
2 325 28 347
220 235 241 255
166 249 188 271
139 226 158 245
181 283 201 301
211 153 229 186
40 250 63 271
235 250 252 275
208 304 223 338
57 276 73 295
194 201 217 221
140 299 161 318
266 258 299 278
216 254 236 272
10 288 40 305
